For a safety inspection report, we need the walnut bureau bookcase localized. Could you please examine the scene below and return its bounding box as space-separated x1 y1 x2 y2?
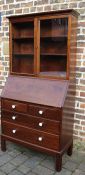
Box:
1 9 79 171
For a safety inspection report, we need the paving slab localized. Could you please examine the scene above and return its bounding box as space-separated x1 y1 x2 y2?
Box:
0 141 84 175
32 165 54 175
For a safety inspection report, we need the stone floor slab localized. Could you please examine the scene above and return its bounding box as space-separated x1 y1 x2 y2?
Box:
11 154 28 166
78 162 85 172
0 154 12 166
63 161 78 171
72 169 85 175
18 164 31 174
0 141 84 175
8 170 24 175
54 168 72 175
32 165 54 175
0 162 15 174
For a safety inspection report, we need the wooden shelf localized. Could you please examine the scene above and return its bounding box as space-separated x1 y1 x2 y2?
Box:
39 71 66 77
40 53 67 56
14 53 34 56
13 37 34 40
40 35 67 39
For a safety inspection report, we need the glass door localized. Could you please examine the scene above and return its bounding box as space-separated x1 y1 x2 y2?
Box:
39 17 68 78
12 20 34 75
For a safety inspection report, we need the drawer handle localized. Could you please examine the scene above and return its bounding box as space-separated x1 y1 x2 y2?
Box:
38 137 43 142
39 110 43 115
12 105 16 109
12 129 16 134
12 116 16 120
39 122 43 127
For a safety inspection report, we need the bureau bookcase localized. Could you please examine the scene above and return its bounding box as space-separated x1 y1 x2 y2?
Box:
1 9 78 171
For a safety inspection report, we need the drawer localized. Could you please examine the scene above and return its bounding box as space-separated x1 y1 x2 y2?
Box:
1 99 27 113
2 111 60 135
2 122 59 151
28 104 61 121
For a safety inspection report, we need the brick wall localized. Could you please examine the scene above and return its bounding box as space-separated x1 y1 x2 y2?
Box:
0 0 85 141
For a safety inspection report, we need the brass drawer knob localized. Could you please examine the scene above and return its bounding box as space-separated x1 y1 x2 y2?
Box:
38 137 43 141
39 122 43 127
12 129 16 134
12 105 16 109
12 116 16 120
39 110 43 115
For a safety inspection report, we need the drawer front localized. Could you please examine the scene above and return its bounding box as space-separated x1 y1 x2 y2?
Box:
2 99 27 113
2 111 60 135
28 105 61 121
2 122 59 150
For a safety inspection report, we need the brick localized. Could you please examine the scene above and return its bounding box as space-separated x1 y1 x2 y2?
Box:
3 5 8 10
83 127 85 131
15 9 22 14
73 130 79 136
51 0 64 2
60 4 68 9
83 62 85 66
37 6 43 12
80 103 85 108
76 67 85 73
75 125 82 130
44 5 51 11
78 22 85 27
50 0 59 3
34 0 48 6
79 131 85 137
69 3 77 8
77 42 85 47
80 79 85 85
79 2 85 8
76 85 85 91
80 92 85 97
82 29 85 34
77 35 85 40
83 73 85 78
21 2 33 8
74 119 80 125
6 0 14 4
76 61 81 66
0 0 4 5
77 48 84 54
6 10 14 15
2 27 8 31
9 4 20 9
5 67 9 71
22 8 29 14
30 7 36 13
52 4 60 10
77 8 85 14
79 15 85 21
0 66 4 71
81 121 85 126
3 42 9 55
16 0 24 1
